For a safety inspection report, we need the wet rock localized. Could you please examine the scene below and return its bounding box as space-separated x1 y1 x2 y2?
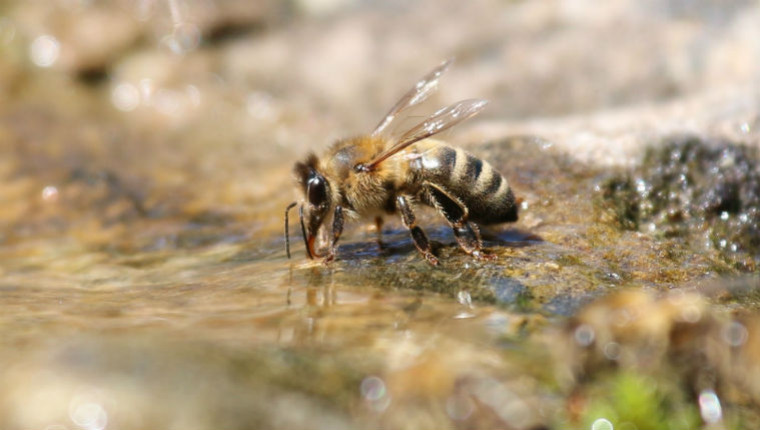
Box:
601 136 760 270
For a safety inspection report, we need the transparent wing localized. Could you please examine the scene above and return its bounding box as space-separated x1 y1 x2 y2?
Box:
371 58 453 137
362 99 488 170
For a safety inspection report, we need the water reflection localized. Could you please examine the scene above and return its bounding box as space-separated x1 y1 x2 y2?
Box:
30 35 60 67
42 185 60 202
698 390 722 425
591 418 613 430
574 324 595 347
721 320 748 347
360 376 390 412
69 400 108 430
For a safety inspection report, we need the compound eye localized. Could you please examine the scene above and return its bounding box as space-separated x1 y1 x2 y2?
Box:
307 175 327 206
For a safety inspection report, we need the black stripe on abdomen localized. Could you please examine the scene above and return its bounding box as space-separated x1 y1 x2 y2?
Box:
440 146 457 176
464 155 483 183
482 170 502 196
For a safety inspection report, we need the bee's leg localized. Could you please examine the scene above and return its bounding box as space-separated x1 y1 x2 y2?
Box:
423 182 494 261
324 205 344 264
396 195 439 265
374 216 385 250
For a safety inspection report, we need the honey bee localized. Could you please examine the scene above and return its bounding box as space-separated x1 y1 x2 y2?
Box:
285 59 519 265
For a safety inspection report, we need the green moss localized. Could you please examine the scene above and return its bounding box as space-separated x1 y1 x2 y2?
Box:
563 372 700 430
600 177 641 231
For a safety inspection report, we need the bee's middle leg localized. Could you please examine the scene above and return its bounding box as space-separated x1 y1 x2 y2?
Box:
396 195 439 265
423 182 494 261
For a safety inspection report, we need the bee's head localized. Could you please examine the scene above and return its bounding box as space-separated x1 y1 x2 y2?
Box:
293 153 332 258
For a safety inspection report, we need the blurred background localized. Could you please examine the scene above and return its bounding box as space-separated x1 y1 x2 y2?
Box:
2 0 760 429
3 0 760 160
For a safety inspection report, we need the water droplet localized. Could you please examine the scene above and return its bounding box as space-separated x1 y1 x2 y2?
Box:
69 400 107 430
721 321 748 347
603 342 620 360
698 389 722 424
740 122 751 134
360 376 391 412
720 211 729 221
360 376 386 401
574 324 595 347
591 418 613 430
635 178 647 194
42 185 59 202
111 82 140 112
457 290 472 308
30 35 60 68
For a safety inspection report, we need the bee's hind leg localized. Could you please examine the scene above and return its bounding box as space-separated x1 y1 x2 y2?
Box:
396 195 439 265
423 182 495 261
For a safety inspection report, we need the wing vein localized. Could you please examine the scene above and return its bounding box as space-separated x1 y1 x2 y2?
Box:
371 58 453 137
362 99 488 171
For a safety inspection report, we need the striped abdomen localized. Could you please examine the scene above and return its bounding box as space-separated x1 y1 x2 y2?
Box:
405 141 518 225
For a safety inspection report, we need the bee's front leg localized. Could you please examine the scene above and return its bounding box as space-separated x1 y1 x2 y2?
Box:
423 182 495 261
396 195 439 265
323 205 344 264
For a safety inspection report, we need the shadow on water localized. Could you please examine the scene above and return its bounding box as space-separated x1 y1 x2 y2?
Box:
275 225 548 310
334 225 543 262
482 228 544 248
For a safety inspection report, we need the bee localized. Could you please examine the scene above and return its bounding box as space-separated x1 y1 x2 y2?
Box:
285 59 519 265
